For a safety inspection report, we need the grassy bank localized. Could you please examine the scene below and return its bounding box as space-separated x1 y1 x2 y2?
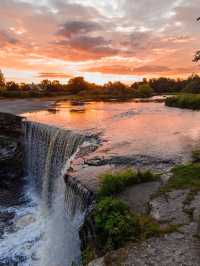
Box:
82 168 178 265
165 94 200 110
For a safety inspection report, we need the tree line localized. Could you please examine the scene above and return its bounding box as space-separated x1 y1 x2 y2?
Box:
0 70 200 99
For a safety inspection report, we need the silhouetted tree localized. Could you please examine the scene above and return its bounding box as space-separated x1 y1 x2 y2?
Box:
67 77 89 94
0 70 5 88
39 79 52 92
6 81 19 91
184 74 200 93
194 18 200 63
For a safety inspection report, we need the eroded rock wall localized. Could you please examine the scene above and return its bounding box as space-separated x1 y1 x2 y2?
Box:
0 112 24 205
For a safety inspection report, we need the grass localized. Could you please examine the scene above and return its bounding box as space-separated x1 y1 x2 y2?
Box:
159 163 200 193
165 94 200 110
192 150 200 163
97 168 159 198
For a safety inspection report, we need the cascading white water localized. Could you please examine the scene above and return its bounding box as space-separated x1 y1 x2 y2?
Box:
0 121 92 266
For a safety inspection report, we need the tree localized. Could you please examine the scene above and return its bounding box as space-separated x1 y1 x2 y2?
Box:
194 18 200 63
67 77 89 94
184 74 200 93
6 81 19 91
39 79 52 92
0 70 5 88
149 77 182 93
193 51 200 63
137 84 153 98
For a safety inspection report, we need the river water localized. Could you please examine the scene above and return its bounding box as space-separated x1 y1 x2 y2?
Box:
24 100 200 163
1 99 200 266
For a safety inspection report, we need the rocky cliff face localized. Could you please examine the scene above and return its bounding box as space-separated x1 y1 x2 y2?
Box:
0 112 24 206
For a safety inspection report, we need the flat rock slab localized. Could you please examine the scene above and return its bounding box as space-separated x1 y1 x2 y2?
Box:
150 190 190 224
89 230 200 266
121 181 161 214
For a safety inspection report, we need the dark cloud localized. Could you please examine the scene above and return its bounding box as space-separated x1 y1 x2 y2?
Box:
67 35 109 50
57 20 102 37
0 30 19 45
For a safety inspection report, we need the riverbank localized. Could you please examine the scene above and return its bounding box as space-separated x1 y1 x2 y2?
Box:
0 99 55 114
0 95 168 115
165 94 200 110
84 162 200 266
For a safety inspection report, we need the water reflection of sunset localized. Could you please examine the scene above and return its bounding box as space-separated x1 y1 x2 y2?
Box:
24 101 200 160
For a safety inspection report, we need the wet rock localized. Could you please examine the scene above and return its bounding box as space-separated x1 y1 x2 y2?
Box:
0 112 23 139
88 257 105 266
85 154 174 168
0 113 24 206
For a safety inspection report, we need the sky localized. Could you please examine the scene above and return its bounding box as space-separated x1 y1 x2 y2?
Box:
0 0 200 84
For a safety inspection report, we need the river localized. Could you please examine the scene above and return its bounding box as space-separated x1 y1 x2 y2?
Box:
1 99 200 266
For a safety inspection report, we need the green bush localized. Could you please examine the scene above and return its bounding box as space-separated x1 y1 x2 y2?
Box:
165 94 200 110
94 197 140 249
192 150 200 162
136 84 153 98
97 169 158 197
94 197 175 251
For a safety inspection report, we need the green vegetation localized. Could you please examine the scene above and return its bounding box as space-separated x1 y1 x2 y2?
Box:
93 197 179 253
159 163 200 194
94 197 139 249
81 167 177 263
165 94 200 110
81 246 96 266
135 84 153 98
1 68 200 100
192 150 200 162
97 168 158 198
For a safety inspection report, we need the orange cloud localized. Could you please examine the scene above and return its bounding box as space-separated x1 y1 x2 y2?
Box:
0 0 199 82
37 72 73 79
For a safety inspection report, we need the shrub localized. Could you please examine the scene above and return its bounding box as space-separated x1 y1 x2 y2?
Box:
192 150 200 162
94 197 176 251
136 84 153 98
97 169 158 197
165 94 200 110
94 197 140 249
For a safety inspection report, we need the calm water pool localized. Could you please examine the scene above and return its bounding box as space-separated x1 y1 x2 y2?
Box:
23 100 200 163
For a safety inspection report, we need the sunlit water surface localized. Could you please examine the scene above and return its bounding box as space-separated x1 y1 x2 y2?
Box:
24 100 200 162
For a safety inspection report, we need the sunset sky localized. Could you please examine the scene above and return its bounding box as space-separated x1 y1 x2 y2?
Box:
0 0 200 84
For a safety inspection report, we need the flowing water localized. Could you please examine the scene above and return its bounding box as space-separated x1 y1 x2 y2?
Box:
1 99 200 266
0 121 90 266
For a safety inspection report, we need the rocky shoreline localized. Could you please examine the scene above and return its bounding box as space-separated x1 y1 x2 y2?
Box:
67 131 200 266
88 189 200 266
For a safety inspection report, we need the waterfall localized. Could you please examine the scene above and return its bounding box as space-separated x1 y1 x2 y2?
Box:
22 121 93 266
